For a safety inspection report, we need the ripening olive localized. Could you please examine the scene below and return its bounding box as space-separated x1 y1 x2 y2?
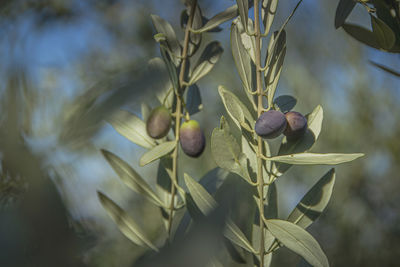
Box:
146 106 172 139
284 111 308 140
255 110 287 139
179 120 205 157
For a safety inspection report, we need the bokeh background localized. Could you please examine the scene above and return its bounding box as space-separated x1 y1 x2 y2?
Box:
0 0 399 266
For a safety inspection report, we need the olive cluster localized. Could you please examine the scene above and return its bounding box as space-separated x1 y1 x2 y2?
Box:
146 106 205 157
255 110 307 140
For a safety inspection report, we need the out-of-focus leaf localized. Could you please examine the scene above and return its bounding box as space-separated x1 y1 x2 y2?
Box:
186 84 202 115
101 149 164 207
262 0 278 35
237 0 249 30
97 191 158 251
342 23 380 49
189 41 223 84
184 173 256 253
370 14 396 50
139 141 177 166
107 109 156 149
287 169 335 228
273 95 297 112
191 5 239 33
334 0 356 29
211 117 251 183
148 57 175 109
231 18 256 109
265 30 286 108
269 152 364 165
141 102 151 122
265 219 329 267
218 86 254 130
151 14 181 65
369 60 400 77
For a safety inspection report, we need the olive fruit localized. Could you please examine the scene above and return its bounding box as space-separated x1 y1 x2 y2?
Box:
179 120 205 157
284 111 308 140
146 106 172 139
255 110 287 139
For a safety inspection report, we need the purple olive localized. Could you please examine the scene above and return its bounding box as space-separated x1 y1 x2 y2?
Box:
255 110 287 139
179 120 205 157
146 106 172 139
284 111 308 140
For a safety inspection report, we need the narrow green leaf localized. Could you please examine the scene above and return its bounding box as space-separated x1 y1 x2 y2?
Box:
236 0 249 30
265 219 329 267
287 169 336 229
369 60 400 77
97 191 159 251
159 44 179 92
370 14 396 50
265 30 286 108
342 23 380 49
269 152 364 165
185 84 202 115
231 18 256 110
101 149 164 207
141 102 151 122
262 0 278 35
139 141 177 166
107 109 156 149
189 41 223 84
151 14 181 65
148 57 174 109
191 5 239 33
265 181 278 219
181 4 203 56
334 0 356 29
184 173 256 253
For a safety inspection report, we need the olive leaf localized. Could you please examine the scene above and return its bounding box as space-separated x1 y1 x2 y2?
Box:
236 0 249 31
268 152 364 165
97 191 159 251
189 41 224 85
273 95 297 113
370 14 396 50
139 141 177 166
151 14 181 66
107 109 156 149
342 23 380 49
181 4 203 56
185 84 202 115
211 117 252 183
101 149 164 207
191 5 239 33
265 30 286 108
184 173 256 254
265 219 329 267
287 168 335 228
231 18 256 110
141 102 151 121
334 0 356 29
262 0 278 35
218 85 254 130
369 60 400 77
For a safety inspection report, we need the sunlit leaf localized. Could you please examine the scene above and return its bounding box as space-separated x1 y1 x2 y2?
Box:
236 0 249 30
141 102 151 122
139 141 177 166
265 219 329 267
107 109 156 149
189 41 224 84
334 0 356 29
370 14 396 50
97 191 158 251
231 18 256 110
269 152 364 165
191 5 239 33
185 84 202 115
287 168 335 228
184 173 256 253
262 0 278 35
265 30 286 108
